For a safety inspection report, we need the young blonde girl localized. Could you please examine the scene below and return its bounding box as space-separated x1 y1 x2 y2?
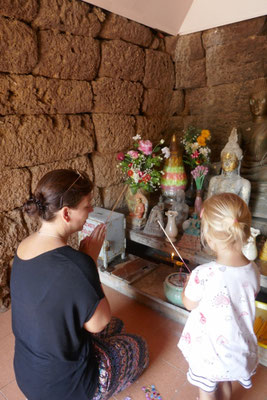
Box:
178 193 260 400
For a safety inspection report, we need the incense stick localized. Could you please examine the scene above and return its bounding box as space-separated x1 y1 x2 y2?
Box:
157 219 191 274
105 185 128 224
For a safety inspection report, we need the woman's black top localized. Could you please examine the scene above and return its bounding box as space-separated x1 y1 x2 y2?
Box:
11 246 105 400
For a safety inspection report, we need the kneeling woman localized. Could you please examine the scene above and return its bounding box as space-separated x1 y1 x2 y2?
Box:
11 169 149 400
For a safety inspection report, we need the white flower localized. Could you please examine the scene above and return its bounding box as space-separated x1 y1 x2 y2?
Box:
132 171 139 183
132 134 141 141
191 142 199 152
160 139 165 144
162 147 170 158
199 147 208 156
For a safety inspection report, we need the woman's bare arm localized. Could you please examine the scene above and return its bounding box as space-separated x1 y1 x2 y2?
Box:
83 297 111 333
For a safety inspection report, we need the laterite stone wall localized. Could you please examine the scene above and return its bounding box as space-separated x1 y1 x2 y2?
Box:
0 0 266 310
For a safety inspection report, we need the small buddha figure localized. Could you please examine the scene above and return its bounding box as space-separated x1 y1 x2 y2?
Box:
134 197 145 219
240 86 267 218
171 189 189 228
144 198 165 237
127 192 148 230
207 128 251 204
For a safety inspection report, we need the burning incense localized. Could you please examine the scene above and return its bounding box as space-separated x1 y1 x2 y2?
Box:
157 219 191 274
105 185 128 224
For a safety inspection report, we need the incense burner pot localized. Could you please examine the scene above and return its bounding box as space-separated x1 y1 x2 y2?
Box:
164 272 188 307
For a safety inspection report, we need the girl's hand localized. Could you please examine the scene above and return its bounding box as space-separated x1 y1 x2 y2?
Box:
79 223 106 264
182 273 199 311
183 273 191 292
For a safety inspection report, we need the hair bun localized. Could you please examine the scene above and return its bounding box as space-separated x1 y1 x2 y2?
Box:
31 196 45 212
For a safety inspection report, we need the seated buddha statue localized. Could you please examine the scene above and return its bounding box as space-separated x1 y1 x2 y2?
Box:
239 87 267 218
207 128 251 204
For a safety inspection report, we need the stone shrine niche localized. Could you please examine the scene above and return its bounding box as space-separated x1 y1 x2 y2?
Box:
239 83 267 224
0 0 266 310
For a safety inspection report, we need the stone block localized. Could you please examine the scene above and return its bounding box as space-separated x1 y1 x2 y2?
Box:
175 59 206 89
165 116 185 141
91 186 103 208
99 40 145 81
91 153 123 188
33 0 101 37
149 37 160 50
174 32 204 62
92 77 143 115
170 90 185 115
30 156 94 193
0 168 30 212
206 36 267 86
149 36 165 52
0 210 27 309
136 115 183 143
22 210 40 236
142 89 180 116
0 74 93 115
0 115 95 168
0 0 38 22
0 212 26 260
99 13 153 47
92 114 135 153
101 183 126 210
143 50 175 90
164 35 179 61
186 78 266 117
0 17 37 74
33 31 100 80
203 17 266 49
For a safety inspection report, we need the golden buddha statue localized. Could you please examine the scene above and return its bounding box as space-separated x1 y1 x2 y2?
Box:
240 86 267 218
207 128 251 204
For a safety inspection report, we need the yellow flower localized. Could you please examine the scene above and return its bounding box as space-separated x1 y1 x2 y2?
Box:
201 129 210 139
197 136 206 146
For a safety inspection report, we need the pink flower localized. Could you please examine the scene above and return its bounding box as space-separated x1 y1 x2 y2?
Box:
191 165 209 179
138 140 153 155
127 150 139 159
117 152 125 161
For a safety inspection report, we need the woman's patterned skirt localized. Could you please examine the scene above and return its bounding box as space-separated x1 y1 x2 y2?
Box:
92 317 149 400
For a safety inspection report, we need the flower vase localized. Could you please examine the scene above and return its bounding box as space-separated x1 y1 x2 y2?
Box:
194 189 203 217
125 187 149 229
242 227 260 260
161 134 187 202
165 210 178 242
185 175 196 207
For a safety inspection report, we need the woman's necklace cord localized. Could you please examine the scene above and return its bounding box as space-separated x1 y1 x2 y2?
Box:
38 231 64 240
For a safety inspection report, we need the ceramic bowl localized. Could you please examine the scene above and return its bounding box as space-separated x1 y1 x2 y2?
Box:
163 272 188 307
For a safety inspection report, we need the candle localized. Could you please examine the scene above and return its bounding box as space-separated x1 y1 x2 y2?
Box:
157 219 191 274
171 252 175 267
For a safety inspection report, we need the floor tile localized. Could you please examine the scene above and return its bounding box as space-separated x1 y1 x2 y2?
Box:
0 311 12 341
0 380 25 400
113 358 187 400
0 286 266 399
0 334 15 389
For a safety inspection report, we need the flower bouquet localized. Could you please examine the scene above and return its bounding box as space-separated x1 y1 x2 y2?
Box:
181 126 211 214
181 126 211 170
117 134 170 195
191 165 209 190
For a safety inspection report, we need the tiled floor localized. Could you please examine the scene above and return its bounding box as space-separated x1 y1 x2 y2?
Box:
0 285 266 400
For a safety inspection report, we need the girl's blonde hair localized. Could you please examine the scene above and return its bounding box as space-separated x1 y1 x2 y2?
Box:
201 193 251 249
